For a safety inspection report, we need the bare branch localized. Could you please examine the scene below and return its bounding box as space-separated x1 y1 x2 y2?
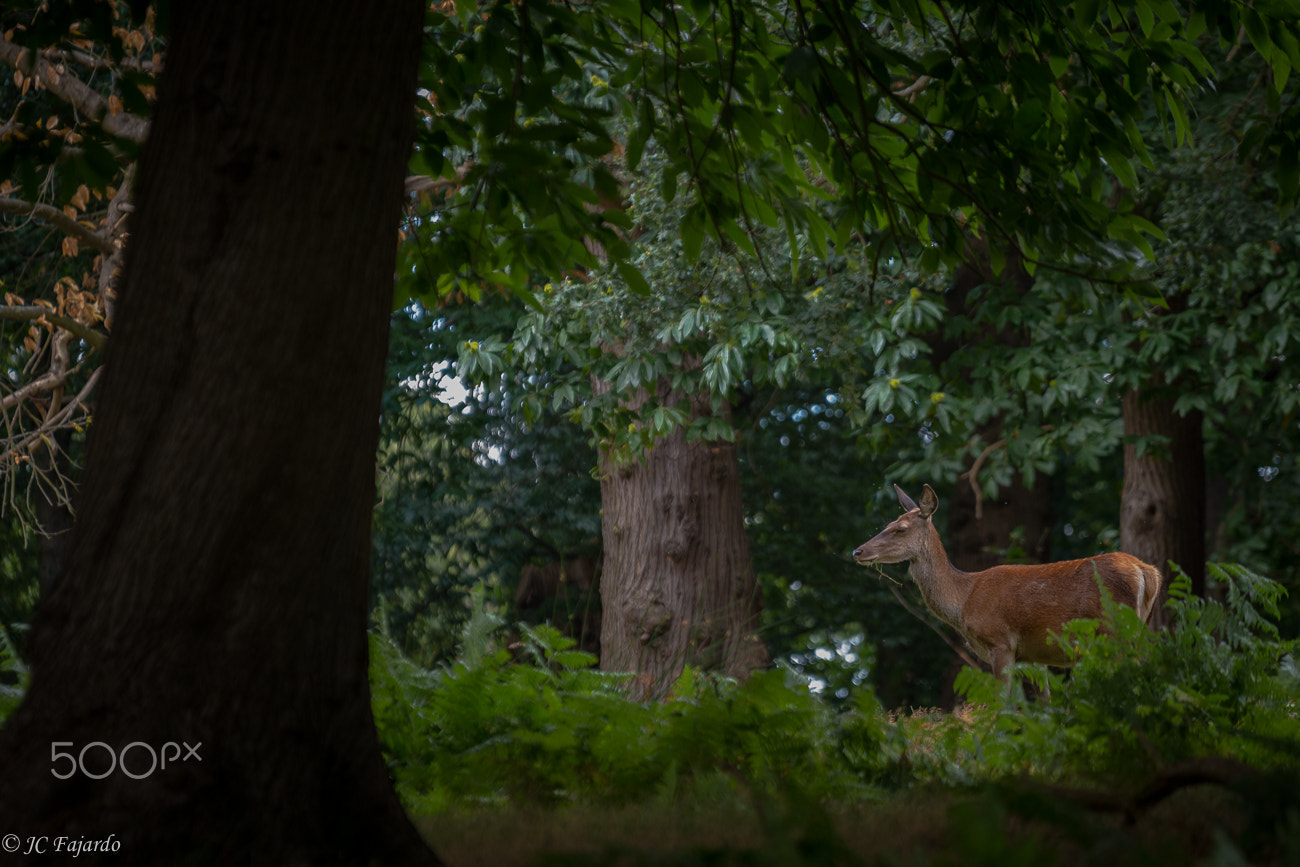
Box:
1 366 101 471
0 196 114 254
1 368 69 413
893 74 932 101
0 306 107 352
0 36 150 145
42 47 157 75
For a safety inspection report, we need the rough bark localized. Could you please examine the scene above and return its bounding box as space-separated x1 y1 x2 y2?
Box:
595 378 767 700
0 3 437 864
1121 386 1206 628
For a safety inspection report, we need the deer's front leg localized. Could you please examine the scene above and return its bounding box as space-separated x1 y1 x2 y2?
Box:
988 646 1015 697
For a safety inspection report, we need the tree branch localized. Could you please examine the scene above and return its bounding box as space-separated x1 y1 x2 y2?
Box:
42 47 156 75
0 306 107 352
893 74 932 101
1010 756 1262 822
0 196 114 254
0 36 149 145
1 366 101 469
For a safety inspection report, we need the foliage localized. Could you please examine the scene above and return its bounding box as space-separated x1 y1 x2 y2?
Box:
403 0 1300 308
372 561 1300 862
373 563 1297 810
371 304 603 665
370 605 894 813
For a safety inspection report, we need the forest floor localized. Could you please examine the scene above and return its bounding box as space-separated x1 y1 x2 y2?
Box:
415 783 1251 866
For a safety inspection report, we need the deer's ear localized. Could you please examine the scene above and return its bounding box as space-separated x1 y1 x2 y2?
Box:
919 484 938 518
894 484 919 513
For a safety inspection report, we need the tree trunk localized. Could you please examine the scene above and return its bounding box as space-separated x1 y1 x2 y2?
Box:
1121 386 1205 628
0 4 437 865
34 427 76 599
947 434 1053 571
595 379 767 700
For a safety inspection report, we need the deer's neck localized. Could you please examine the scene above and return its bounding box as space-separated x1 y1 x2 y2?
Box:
908 525 973 628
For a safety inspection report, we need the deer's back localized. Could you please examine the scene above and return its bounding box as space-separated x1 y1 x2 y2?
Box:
959 552 1156 667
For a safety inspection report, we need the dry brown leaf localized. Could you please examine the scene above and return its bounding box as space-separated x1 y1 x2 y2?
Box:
61 236 79 258
107 94 123 115
63 205 77 220
71 185 90 211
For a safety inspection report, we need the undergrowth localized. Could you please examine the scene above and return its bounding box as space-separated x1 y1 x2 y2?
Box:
370 564 1300 863
370 588 893 812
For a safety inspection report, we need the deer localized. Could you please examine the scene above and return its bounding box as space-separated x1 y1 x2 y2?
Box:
853 483 1161 689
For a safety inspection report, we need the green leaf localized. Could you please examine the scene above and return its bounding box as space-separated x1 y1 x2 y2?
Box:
1277 140 1299 204
615 261 651 296
782 45 819 87
1273 45 1292 94
1135 0 1154 38
660 165 679 204
681 207 706 261
1243 10 1272 56
1075 0 1100 30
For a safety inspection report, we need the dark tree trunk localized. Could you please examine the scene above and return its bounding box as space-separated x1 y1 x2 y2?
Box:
947 469 1052 570
595 379 767 700
1121 386 1206 628
0 3 437 865
34 427 76 599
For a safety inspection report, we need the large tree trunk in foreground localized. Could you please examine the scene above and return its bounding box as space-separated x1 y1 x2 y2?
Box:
0 4 435 864
596 381 767 700
1121 386 1205 629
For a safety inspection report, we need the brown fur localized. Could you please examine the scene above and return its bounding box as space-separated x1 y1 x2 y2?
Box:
854 484 1161 679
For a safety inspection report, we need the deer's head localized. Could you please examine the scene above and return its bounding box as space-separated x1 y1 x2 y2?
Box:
853 483 938 566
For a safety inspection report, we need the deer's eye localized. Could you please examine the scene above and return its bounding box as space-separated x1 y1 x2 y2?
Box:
894 525 907 533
